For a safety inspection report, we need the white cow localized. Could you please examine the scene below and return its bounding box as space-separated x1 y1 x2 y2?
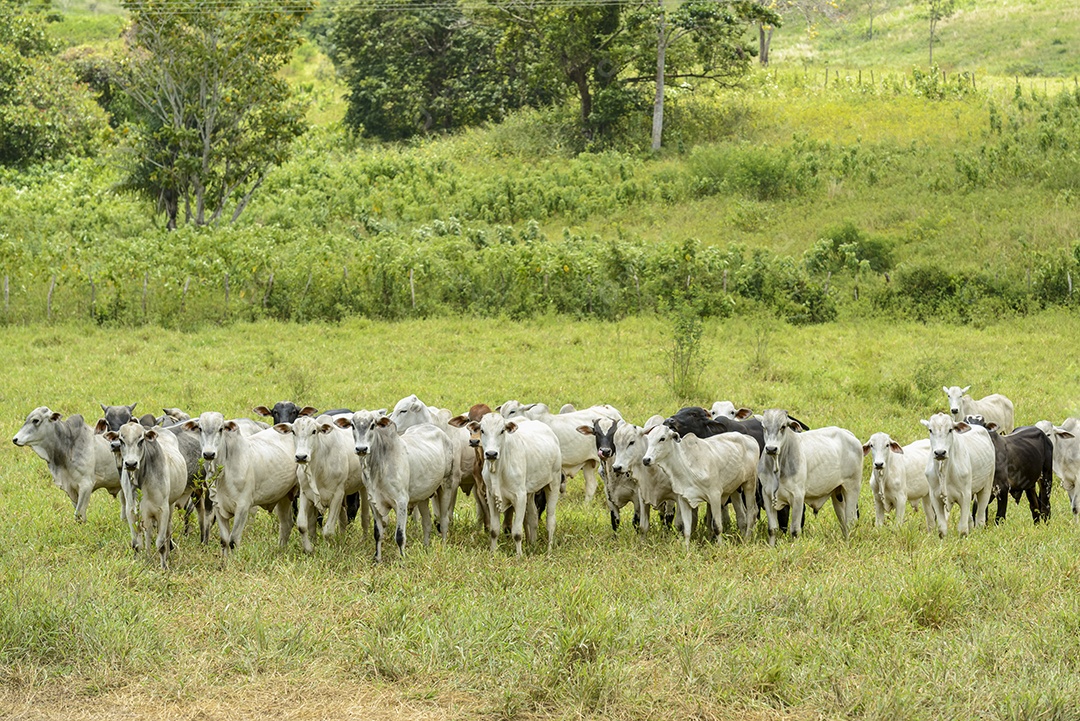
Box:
944 386 1014 434
13 407 123 522
498 400 622 504
642 424 759 546
862 432 935 531
107 422 189 568
182 412 297 556
389 394 470 538
275 415 370 553
709 401 754 421
474 413 561 556
921 412 996 537
758 409 862 546
338 411 454 563
1036 418 1080 519
610 415 680 535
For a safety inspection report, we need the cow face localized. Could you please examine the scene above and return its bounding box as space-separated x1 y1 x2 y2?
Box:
347 410 390 456
390 394 432 433
921 412 969 461
761 408 803 457
642 424 680 467
943 386 971 417
577 418 619 460
611 423 644 474
13 406 63 447
863 432 903 472
185 412 228 462
290 415 334 464
115 421 155 473
100 403 137 432
254 401 316 425
479 413 518 462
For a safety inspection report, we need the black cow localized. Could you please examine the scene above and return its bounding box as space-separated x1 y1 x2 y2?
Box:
664 406 799 533
967 416 1053 523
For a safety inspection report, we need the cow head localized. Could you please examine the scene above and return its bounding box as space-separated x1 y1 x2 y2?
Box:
943 386 971 418
577 418 619 460
921 412 970 461
642 424 680 467
111 421 158 473
761 408 803 457
13 406 63 447
862 432 904 472
479 413 518 462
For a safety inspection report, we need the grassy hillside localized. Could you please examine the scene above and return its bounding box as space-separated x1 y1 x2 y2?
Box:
3 315 1080 720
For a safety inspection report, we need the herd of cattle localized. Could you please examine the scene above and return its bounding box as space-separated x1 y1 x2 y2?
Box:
10 385 1080 567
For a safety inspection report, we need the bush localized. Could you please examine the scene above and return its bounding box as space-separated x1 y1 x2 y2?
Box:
689 143 818 201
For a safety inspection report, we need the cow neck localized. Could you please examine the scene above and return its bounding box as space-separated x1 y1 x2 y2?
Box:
660 438 708 490
47 417 89 474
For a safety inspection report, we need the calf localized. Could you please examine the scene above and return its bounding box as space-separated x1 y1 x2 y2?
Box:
274 415 370 553
474 413 562 556
182 412 297 557
498 400 621 504
106 422 189 568
709 401 755 421
610 416 680 535
759 409 861 545
338 411 454 562
642 424 759 546
862 433 934 530
944 386 1014 434
1037 418 1080 519
921 413 995 537
13 407 123 522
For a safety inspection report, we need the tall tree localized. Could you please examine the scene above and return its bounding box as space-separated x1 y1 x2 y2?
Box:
926 0 956 66
117 0 311 229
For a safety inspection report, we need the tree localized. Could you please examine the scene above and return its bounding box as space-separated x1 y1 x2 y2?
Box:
117 0 311 229
635 0 778 150
0 0 109 165
926 0 956 66
332 0 558 140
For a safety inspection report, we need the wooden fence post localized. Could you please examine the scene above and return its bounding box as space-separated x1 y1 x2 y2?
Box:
409 268 416 310
223 272 230 317
47 274 56 321
89 274 95 318
142 272 149 318
181 277 190 313
263 273 274 308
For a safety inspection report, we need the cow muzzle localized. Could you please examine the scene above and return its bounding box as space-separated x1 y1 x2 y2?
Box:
642 457 652 467
355 446 369 456
12 436 22 446
469 439 479 448
612 463 625 474
295 454 308 463
874 462 884 470
765 446 778 456
951 408 960 415
934 450 947 460
485 450 498 460
202 451 216 461
124 461 138 471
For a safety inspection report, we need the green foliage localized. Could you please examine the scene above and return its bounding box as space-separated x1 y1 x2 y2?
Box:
690 142 818 200
666 291 706 399
0 1 109 165
117 0 312 228
804 221 893 274
331 1 558 141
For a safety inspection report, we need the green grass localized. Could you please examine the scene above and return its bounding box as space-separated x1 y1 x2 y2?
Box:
3 314 1080 718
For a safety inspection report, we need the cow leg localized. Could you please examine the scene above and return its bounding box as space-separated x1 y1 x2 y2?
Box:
958 490 973 536
741 481 758 540
873 491 886 527
919 497 935 532
676 497 693 549
638 498 651 536
830 490 849 539
73 479 95 523
928 487 948 538
511 493 527 557
227 502 256 551
274 497 294 548
416 500 432 549
764 497 779 547
524 496 538 547
157 504 173 570
545 480 559 553
892 495 906 527
1024 487 1039 524
608 504 620 533
582 461 598 505
323 488 346 540
974 484 993 530
439 483 458 543
296 493 315 554
395 501 410 558
216 507 234 557
790 493 806 539
371 506 388 563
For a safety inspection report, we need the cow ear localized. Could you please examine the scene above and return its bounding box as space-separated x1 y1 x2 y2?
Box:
962 386 970 394
319 424 335 434
942 386 949 395
985 422 999 432
920 419 931 429
299 406 318 417
787 420 802 432
223 421 239 432
523 404 536 411
104 431 118 442
505 422 518 434
253 406 272 417
448 414 469 428
182 420 200 432
466 421 481 433
272 423 292 435
861 442 871 456
376 409 387 417
734 408 754 420
144 429 157 441
100 403 108 414
1056 428 1075 439
94 418 108 435
954 422 971 433
889 442 904 454
674 433 681 443
49 412 63 422
334 416 353 429
376 416 393 428
576 425 594 436
128 403 137 413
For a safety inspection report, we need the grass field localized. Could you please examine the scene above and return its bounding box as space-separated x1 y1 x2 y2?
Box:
3 314 1080 720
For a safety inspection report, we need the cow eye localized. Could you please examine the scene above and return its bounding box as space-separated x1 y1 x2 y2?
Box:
627 440 634 446
32 419 39 426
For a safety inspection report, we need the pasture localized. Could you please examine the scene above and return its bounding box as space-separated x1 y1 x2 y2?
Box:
3 313 1080 720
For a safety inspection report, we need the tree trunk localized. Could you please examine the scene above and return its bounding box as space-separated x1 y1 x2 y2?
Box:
867 0 874 40
163 188 178 231
929 18 935 65
572 68 593 138
759 24 773 67
651 9 667 152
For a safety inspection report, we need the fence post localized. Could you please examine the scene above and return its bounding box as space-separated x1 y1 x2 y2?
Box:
181 277 190 313
47 274 56 321
409 268 416 310
1068 270 1073 299
89 274 95 318
223 272 230 317
3 275 8 316
142 272 149 319
263 273 274 308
